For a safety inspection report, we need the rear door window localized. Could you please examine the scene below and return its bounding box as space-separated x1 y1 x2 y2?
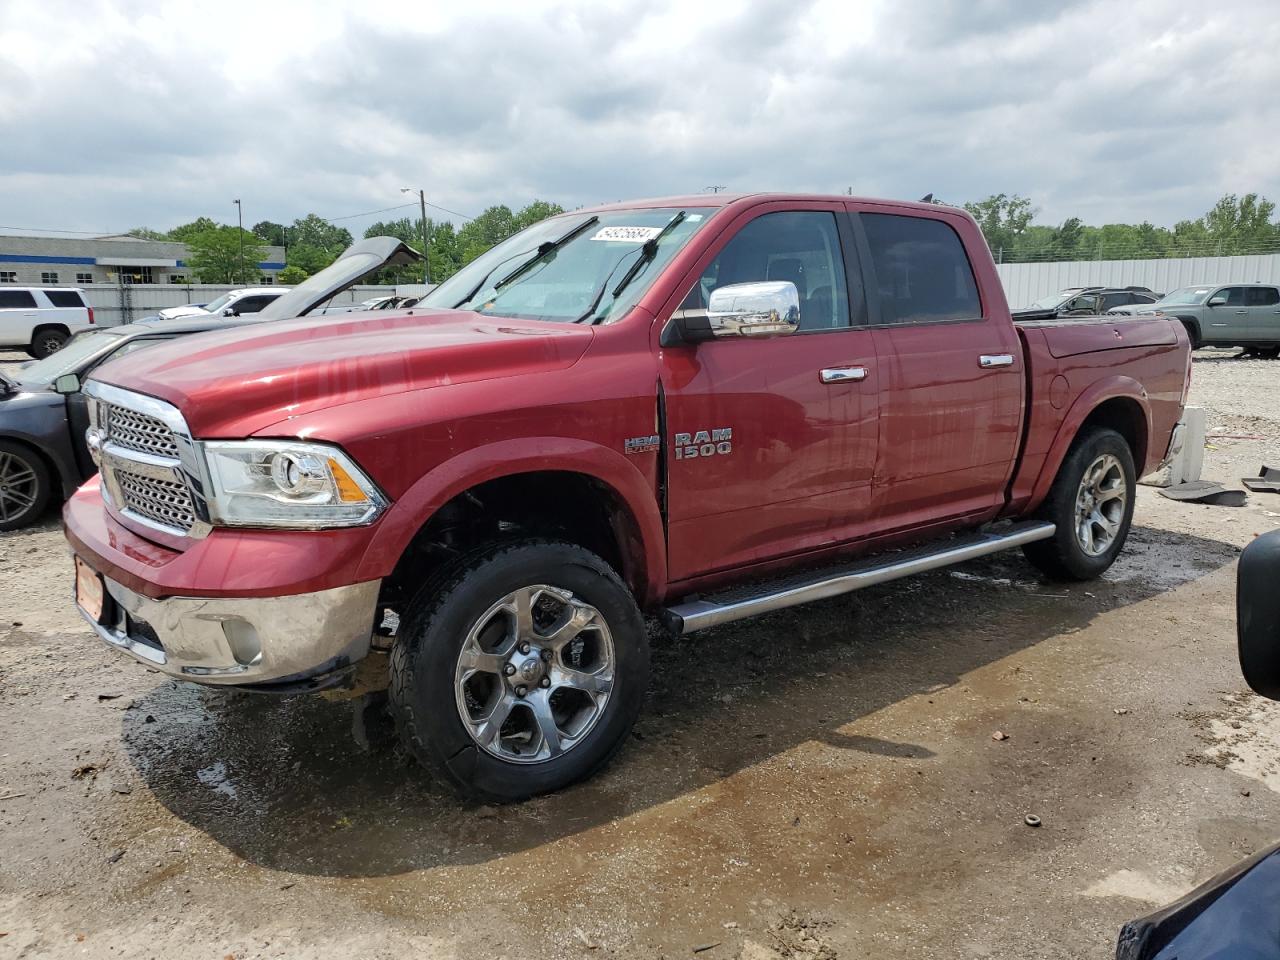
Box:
44 290 86 308
860 213 981 324
1100 292 1131 311
0 290 38 309
1245 287 1280 307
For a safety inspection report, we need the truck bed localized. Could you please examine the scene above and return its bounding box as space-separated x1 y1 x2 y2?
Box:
1014 313 1180 358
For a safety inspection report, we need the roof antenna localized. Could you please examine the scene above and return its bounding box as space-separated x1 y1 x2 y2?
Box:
919 192 934 204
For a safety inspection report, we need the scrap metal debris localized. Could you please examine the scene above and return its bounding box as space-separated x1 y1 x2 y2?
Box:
1243 465 1280 493
1158 480 1247 506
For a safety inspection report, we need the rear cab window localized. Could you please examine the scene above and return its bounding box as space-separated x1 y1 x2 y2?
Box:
1245 287 1280 307
859 213 981 325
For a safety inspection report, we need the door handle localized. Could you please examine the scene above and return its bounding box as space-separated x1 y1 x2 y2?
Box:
978 354 1015 368
1235 310 1248 315
820 366 867 384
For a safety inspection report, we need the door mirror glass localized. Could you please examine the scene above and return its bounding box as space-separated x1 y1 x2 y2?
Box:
222 306 236 316
52 373 80 395
705 281 800 338
1208 296 1227 307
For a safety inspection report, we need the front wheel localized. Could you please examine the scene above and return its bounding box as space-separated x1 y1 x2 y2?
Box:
1022 427 1136 581
0 441 52 531
389 540 649 801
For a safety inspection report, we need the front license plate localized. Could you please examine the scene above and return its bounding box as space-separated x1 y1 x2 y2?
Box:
75 556 105 623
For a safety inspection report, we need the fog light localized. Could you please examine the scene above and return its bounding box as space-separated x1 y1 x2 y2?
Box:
221 619 262 666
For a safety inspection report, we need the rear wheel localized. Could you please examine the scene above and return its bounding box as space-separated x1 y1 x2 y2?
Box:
1256 346 1280 360
28 327 68 359
0 441 52 531
1022 427 1136 581
389 540 649 801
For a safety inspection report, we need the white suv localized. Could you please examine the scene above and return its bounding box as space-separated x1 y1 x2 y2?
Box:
0 287 95 358
156 287 289 321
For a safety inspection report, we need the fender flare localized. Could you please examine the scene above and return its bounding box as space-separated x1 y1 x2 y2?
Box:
1027 375 1152 510
354 437 667 604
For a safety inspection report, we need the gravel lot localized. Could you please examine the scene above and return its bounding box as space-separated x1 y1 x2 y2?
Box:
2 348 1279 959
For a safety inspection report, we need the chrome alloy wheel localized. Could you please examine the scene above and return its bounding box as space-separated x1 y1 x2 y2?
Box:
1074 453 1127 557
0 451 38 524
454 585 615 764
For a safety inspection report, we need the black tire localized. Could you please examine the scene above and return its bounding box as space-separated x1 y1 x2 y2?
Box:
0 440 53 531
1178 319 1202 350
1022 427 1136 581
390 539 649 801
28 327 68 359
1256 346 1280 360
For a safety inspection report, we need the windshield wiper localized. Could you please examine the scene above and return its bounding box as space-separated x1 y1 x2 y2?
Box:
574 211 686 324
494 216 599 292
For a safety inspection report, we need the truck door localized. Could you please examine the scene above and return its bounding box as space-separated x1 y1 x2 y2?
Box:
848 206 1023 532
1205 286 1247 342
659 204 879 582
1245 286 1280 344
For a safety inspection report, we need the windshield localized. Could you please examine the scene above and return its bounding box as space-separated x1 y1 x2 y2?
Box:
420 207 713 324
1158 286 1212 306
1028 291 1074 309
199 293 232 314
12 329 126 387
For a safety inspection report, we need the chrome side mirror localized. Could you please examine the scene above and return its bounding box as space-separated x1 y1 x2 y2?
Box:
706 281 800 338
53 373 81 395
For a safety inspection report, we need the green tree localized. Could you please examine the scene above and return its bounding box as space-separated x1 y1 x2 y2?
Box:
252 220 287 246
284 214 354 275
1201 193 1278 255
126 227 167 241
166 217 220 244
186 226 267 283
962 194 1036 260
277 264 309 284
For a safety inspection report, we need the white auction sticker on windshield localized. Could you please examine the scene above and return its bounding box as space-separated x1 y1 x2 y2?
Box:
591 226 663 243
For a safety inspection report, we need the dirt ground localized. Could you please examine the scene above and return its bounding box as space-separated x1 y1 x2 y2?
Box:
2 348 1280 959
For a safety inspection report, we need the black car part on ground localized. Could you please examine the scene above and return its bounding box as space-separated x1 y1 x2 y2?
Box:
1116 839 1280 958
1238 528 1280 700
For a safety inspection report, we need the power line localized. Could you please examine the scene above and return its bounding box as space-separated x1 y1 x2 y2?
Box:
323 200 476 224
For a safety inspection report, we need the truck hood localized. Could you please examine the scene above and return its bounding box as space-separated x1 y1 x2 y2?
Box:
89 308 595 437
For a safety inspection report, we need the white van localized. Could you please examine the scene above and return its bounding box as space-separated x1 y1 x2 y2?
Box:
0 287 95 358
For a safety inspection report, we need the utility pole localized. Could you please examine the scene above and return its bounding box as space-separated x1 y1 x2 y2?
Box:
401 187 431 285
704 185 726 194
233 199 244 284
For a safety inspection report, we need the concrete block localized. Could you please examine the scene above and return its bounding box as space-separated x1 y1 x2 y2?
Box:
1141 406 1205 487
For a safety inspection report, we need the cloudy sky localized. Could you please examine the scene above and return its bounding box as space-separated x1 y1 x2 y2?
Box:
2 0 1278 238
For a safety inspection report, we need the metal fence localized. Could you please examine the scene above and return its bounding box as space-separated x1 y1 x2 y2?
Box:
85 283 394 327
996 254 1280 310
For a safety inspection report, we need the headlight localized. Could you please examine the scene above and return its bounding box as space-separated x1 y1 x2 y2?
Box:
201 440 386 528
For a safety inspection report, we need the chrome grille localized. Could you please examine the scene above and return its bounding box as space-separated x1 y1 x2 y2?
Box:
104 403 180 458
115 470 196 532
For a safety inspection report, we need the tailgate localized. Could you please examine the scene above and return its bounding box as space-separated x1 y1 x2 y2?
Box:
1017 315 1179 359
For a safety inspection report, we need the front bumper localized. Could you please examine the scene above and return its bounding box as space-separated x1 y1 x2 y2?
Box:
77 567 381 688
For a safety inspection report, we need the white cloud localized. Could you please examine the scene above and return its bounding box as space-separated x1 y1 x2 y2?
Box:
1 0 1277 235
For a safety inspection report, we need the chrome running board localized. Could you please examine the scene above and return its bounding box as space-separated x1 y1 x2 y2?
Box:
663 521 1056 634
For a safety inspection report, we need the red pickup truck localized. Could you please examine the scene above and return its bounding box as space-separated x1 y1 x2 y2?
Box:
64 194 1191 800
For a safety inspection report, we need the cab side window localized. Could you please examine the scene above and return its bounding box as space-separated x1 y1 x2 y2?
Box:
1218 287 1247 306
861 213 982 324
681 212 854 331
1245 287 1280 307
